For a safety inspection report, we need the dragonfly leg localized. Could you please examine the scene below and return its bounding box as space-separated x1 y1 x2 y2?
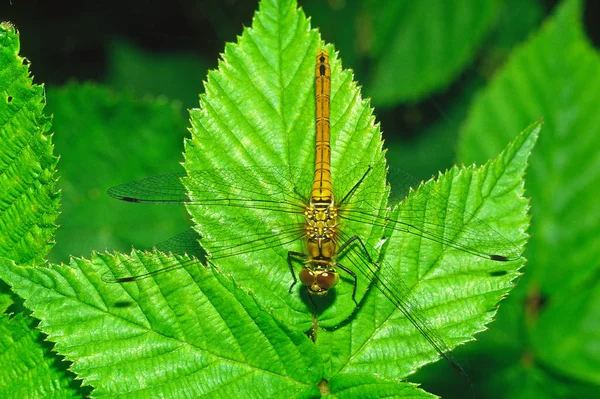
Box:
335 262 359 307
338 235 375 263
287 251 307 293
337 235 383 307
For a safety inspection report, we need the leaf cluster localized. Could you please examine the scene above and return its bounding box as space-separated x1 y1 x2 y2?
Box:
0 0 598 398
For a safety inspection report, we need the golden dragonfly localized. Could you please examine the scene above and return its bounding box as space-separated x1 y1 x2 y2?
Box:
105 49 520 378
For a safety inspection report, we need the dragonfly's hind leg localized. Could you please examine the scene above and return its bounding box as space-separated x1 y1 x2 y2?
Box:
287 251 307 293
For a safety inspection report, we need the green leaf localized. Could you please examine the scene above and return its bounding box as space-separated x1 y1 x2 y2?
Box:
0 312 86 398
0 253 322 397
489 0 544 50
458 0 600 392
0 22 59 266
0 22 86 399
106 39 208 110
325 373 435 399
46 83 190 263
184 0 387 330
364 0 499 106
317 122 537 383
102 0 533 393
0 0 536 397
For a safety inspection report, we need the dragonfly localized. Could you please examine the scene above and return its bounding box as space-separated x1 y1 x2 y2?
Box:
105 49 520 379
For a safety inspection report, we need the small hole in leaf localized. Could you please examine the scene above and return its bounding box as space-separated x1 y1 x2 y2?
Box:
7 96 13 103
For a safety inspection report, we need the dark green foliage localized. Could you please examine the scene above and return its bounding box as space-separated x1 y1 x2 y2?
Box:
1 0 598 397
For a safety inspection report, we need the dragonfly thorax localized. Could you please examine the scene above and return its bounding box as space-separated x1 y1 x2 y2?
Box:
304 200 337 242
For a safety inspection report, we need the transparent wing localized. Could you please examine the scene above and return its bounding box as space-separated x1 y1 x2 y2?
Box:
336 165 522 262
101 229 203 283
104 166 312 282
148 226 307 262
152 228 205 259
108 166 311 209
102 224 308 283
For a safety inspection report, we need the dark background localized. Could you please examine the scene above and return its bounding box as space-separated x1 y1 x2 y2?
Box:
5 0 598 142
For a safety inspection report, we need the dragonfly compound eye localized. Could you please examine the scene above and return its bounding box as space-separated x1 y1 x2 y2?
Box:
316 270 339 290
299 268 316 287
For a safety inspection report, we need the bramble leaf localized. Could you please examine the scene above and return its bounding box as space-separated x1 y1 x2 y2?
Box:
459 0 600 391
0 21 83 398
0 0 537 397
0 22 58 265
1 254 322 397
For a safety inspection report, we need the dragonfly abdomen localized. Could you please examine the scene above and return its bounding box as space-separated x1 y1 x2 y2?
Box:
313 49 333 202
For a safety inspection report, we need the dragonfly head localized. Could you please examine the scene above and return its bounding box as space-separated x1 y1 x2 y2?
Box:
299 267 339 295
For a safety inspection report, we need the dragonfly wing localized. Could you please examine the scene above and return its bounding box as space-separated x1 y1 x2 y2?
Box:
343 201 520 262
108 173 189 203
335 164 521 261
101 229 202 282
153 228 205 260
391 180 522 261
105 166 313 282
101 252 198 283
108 166 312 208
102 219 306 283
